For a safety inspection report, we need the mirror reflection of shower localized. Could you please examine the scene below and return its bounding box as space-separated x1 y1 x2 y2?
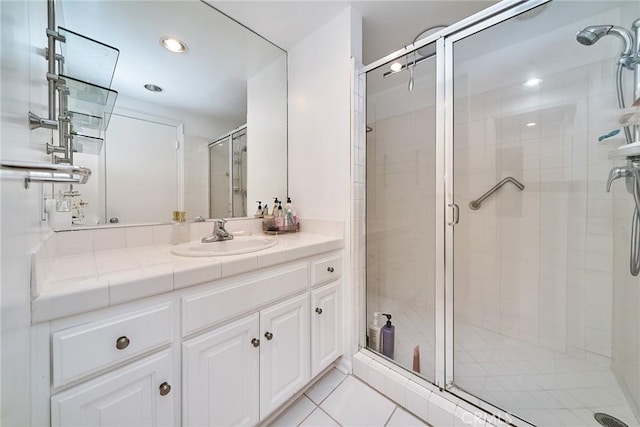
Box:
209 125 248 218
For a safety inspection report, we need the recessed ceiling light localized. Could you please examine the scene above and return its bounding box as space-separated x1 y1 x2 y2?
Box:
160 36 188 53
523 78 543 87
390 62 403 72
144 84 163 93
526 122 537 127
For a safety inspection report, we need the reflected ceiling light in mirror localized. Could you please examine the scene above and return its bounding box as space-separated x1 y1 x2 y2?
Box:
144 84 164 93
526 122 537 127
390 62 403 72
160 36 188 53
523 78 543 87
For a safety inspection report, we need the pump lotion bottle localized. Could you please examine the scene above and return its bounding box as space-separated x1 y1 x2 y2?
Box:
368 312 383 352
381 313 395 359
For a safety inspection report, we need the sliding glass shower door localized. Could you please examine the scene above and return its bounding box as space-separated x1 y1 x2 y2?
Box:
365 42 439 383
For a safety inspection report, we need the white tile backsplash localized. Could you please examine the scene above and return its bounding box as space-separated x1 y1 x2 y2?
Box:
93 228 125 252
125 227 153 248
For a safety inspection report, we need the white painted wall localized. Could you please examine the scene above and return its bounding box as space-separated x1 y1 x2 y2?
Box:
1 1 52 424
288 7 361 220
288 6 362 359
247 55 288 206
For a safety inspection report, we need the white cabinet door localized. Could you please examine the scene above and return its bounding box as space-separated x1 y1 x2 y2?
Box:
51 349 174 427
183 313 260 427
311 280 343 376
259 293 310 418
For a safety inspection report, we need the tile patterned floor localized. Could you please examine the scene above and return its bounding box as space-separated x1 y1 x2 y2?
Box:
269 368 430 427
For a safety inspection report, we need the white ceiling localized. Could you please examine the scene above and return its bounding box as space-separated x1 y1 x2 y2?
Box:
60 1 285 123
58 0 498 123
212 1 497 64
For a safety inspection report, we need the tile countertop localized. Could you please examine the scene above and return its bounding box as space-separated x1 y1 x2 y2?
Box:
32 232 344 323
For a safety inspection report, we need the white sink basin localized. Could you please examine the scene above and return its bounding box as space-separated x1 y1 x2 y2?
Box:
171 236 277 257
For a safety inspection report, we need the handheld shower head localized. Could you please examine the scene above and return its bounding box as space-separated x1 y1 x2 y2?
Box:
576 25 634 56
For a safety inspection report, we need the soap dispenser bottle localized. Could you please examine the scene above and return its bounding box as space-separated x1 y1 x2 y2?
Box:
262 203 270 217
275 201 284 227
255 201 263 218
381 313 395 359
272 198 280 216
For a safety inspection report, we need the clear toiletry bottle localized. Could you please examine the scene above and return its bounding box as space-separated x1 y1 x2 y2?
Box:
262 203 270 217
255 201 263 218
275 201 284 228
284 196 297 226
368 312 383 352
272 197 280 216
381 313 395 359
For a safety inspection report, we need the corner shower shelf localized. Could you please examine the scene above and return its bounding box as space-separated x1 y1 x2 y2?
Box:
608 141 640 160
58 27 119 89
59 74 118 132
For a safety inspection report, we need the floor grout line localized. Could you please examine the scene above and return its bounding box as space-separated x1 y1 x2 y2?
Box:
383 405 399 427
319 406 343 427
313 372 349 407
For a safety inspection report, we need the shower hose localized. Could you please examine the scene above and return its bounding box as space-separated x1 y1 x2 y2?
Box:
630 169 640 276
616 63 640 276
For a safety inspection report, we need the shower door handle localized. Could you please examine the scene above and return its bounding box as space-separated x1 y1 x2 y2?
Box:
448 203 459 226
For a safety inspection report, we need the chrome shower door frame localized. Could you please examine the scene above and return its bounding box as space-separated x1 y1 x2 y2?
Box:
359 0 552 424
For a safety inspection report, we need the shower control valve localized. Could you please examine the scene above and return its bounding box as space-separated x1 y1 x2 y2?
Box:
606 166 633 192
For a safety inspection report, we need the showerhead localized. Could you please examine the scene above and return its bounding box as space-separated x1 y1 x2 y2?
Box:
576 25 612 46
576 25 634 56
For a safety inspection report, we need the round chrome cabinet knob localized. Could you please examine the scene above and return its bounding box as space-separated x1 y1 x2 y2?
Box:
264 331 273 340
115 336 130 350
327 266 335 273
159 382 172 396
251 338 260 347
315 307 323 315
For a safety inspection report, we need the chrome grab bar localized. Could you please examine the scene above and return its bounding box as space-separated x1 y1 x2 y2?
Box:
1 160 91 188
469 177 525 210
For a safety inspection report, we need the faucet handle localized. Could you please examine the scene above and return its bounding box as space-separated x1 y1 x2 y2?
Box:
213 218 227 225
606 166 631 192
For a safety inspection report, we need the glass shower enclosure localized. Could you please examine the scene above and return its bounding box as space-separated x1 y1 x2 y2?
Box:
364 1 640 426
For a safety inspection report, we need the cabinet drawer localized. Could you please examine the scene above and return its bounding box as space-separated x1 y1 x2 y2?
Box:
182 263 308 336
52 303 173 387
311 254 342 286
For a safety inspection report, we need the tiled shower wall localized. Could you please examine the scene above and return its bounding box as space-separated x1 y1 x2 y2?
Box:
612 165 640 418
454 56 618 359
365 105 436 312
184 135 210 219
353 60 366 356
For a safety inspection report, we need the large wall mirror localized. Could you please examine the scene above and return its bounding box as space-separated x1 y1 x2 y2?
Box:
57 0 287 225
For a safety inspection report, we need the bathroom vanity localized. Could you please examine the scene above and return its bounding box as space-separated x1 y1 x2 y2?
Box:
30 224 344 426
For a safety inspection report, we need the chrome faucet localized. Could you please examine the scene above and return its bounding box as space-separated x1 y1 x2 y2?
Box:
201 219 234 243
607 166 633 192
